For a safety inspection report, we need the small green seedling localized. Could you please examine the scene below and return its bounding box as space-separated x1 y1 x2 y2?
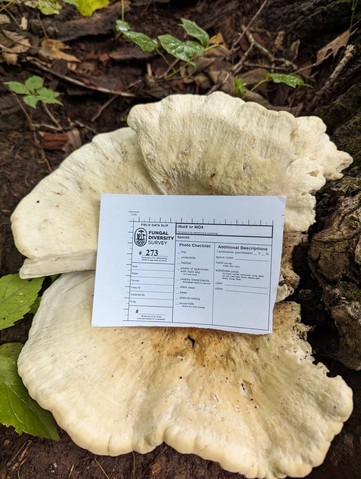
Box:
0 273 60 440
235 72 310 97
234 77 248 96
5 75 62 109
116 17 214 71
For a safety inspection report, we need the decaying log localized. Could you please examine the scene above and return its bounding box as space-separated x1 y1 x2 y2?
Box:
309 188 361 370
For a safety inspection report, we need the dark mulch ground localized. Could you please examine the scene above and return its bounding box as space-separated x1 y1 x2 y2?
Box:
0 1 360 478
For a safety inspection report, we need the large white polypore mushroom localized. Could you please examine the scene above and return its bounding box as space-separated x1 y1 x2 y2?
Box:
12 93 353 478
12 93 352 280
18 272 353 479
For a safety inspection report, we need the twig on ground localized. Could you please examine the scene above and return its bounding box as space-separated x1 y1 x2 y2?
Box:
234 0 270 47
71 119 97 134
131 451 137 479
68 464 75 478
33 122 64 131
30 60 136 97
94 458 110 479
308 44 356 109
9 92 35 130
244 61 297 71
206 71 231 94
42 103 62 130
33 131 52 172
233 26 297 75
0 1 17 19
156 56 181 80
91 95 118 122
6 440 32 475
232 43 254 74
244 27 274 63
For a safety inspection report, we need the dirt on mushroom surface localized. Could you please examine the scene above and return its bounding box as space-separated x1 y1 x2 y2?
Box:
1 1 360 478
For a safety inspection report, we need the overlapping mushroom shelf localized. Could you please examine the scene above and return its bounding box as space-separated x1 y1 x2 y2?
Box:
12 93 353 479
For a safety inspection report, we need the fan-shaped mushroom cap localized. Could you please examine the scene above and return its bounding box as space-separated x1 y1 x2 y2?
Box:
18 271 353 479
11 128 160 278
11 93 351 283
127 93 352 232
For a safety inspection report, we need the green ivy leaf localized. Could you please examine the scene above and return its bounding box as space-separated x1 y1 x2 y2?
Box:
25 76 44 93
158 35 204 64
69 0 109 16
180 18 209 47
4 81 30 95
36 87 62 105
267 73 310 88
234 77 248 95
0 274 44 331
122 31 158 53
0 343 60 440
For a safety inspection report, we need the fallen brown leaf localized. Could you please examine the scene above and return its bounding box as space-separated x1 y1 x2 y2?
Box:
274 31 285 49
289 39 300 61
0 14 11 25
206 32 230 58
239 68 268 85
316 29 351 63
0 29 31 64
39 39 80 62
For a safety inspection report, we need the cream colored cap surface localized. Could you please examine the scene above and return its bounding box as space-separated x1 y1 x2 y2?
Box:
18 272 353 479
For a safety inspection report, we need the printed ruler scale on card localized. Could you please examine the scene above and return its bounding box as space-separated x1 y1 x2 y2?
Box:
92 195 285 334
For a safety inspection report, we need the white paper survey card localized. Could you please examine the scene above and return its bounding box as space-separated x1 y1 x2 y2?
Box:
92 195 285 334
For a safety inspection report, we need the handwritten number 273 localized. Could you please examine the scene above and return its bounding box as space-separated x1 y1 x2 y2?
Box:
146 249 158 256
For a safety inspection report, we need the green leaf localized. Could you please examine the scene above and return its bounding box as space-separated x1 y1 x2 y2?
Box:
28 275 58 315
267 73 310 88
115 19 130 33
234 77 248 95
122 31 158 53
180 18 209 47
4 81 30 95
23 95 39 109
25 76 44 93
70 0 109 16
28 296 41 315
0 274 44 331
36 87 62 105
158 35 204 64
37 0 62 15
0 343 60 440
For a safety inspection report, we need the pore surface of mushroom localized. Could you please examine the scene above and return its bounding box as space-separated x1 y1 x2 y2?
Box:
18 271 353 479
11 92 352 279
